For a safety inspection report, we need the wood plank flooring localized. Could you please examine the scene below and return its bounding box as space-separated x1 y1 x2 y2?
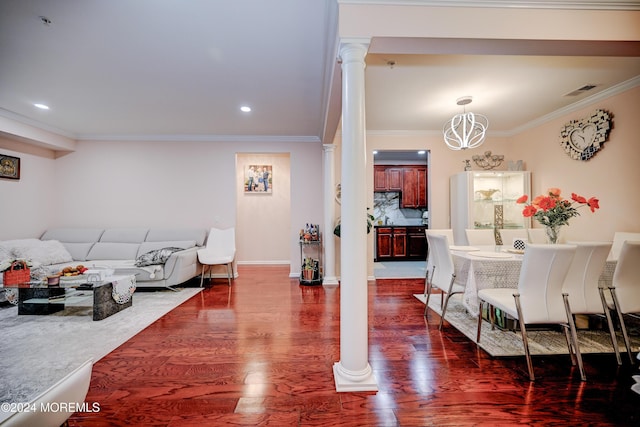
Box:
69 265 640 426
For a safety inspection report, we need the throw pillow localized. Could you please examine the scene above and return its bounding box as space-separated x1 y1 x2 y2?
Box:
10 240 74 266
134 247 183 267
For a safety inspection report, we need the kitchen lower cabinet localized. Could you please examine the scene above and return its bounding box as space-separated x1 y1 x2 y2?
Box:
375 226 426 261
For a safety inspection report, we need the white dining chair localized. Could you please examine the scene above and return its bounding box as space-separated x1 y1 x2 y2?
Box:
603 240 640 364
477 244 583 381
0 358 93 427
498 229 528 247
423 229 454 300
197 227 236 287
465 228 496 246
425 234 465 330
561 242 619 366
527 228 548 244
608 232 640 261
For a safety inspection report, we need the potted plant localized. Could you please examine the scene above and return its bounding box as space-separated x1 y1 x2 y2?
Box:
302 257 316 281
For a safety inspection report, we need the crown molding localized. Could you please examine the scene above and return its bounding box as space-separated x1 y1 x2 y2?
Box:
337 0 640 11
75 134 321 143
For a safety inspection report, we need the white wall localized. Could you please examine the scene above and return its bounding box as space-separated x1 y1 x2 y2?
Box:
0 138 323 273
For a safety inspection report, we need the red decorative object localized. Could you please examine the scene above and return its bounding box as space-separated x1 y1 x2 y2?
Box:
3 260 30 285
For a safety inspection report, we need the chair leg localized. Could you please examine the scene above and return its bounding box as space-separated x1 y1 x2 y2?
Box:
476 301 484 343
226 262 232 286
563 293 586 381
514 294 535 382
438 273 456 331
610 288 635 365
200 265 207 287
424 267 435 316
599 287 622 365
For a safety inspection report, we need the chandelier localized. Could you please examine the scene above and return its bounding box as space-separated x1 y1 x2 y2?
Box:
443 96 488 151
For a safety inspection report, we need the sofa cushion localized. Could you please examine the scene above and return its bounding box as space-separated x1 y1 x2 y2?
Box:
137 240 196 258
100 228 149 243
62 243 95 261
41 228 104 243
7 240 73 266
146 229 207 246
135 247 184 267
86 243 140 260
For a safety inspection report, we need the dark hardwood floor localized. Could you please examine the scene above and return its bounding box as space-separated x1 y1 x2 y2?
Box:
69 265 640 426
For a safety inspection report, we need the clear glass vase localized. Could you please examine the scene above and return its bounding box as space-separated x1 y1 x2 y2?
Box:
545 225 560 244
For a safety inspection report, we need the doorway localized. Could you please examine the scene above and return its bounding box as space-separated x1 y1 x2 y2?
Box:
372 150 429 279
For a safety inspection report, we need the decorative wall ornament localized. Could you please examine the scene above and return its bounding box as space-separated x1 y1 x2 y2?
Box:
0 154 20 180
559 109 612 161
472 151 504 170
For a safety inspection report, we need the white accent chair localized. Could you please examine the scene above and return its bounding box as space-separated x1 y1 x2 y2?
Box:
562 242 619 367
477 244 583 381
498 229 528 247
197 227 236 287
465 228 496 246
603 240 640 364
527 228 548 244
424 234 464 330
0 358 93 427
608 232 640 261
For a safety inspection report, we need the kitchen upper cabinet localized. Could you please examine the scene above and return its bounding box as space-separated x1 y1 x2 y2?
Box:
387 168 402 191
374 165 427 208
400 166 427 208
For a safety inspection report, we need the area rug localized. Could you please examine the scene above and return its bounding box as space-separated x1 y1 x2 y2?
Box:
414 293 640 357
0 287 201 404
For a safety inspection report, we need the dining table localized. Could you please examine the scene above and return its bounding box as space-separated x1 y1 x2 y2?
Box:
449 244 616 316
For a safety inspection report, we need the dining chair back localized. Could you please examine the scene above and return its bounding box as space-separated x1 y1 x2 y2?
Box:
423 229 454 299
498 229 528 247
425 233 465 330
197 227 236 286
605 240 640 363
561 242 620 364
465 228 496 246
608 232 640 261
477 244 582 381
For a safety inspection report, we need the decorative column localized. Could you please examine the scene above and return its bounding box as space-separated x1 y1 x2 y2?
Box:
333 38 378 392
323 143 339 286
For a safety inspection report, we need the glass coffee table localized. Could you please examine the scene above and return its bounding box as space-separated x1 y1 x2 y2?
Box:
3 277 134 321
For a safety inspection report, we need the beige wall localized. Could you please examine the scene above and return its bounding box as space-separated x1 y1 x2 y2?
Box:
236 153 291 264
0 138 324 275
509 85 640 241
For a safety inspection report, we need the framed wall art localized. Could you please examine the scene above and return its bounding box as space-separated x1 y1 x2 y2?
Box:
0 154 20 180
244 164 272 194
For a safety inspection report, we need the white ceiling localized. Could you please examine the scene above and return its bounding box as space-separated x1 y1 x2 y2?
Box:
1 1 639 144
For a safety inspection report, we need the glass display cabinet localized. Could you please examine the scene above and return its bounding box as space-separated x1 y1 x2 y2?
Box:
450 171 531 245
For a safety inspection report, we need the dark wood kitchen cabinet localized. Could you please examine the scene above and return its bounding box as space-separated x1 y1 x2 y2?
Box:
374 165 427 208
401 166 427 208
374 166 402 191
375 226 426 261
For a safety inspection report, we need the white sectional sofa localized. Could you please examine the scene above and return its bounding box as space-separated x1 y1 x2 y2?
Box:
1 227 207 292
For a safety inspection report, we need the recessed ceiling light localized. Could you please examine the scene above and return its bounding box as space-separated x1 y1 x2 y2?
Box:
240 106 251 113
34 103 50 110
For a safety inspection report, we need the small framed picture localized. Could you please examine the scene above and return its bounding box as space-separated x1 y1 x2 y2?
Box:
244 165 272 194
0 154 20 180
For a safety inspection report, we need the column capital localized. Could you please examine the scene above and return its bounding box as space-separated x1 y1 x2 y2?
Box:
339 38 370 63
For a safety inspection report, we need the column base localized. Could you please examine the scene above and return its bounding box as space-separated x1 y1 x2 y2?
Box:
322 276 339 286
333 361 378 392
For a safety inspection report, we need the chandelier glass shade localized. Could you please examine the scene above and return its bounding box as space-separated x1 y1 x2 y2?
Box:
443 97 488 151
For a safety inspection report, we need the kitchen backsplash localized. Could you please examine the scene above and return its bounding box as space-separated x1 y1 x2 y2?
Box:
373 192 427 226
